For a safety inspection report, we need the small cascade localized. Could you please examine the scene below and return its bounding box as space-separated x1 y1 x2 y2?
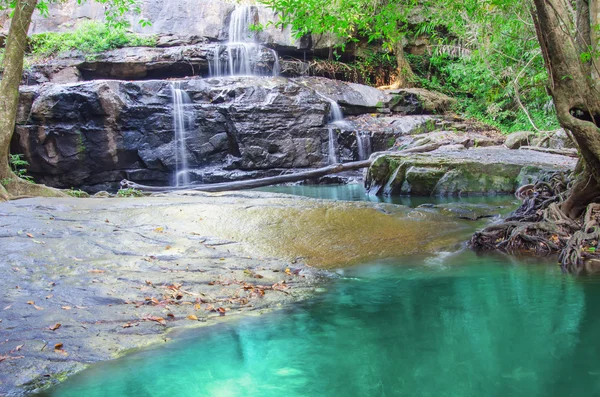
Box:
326 99 343 164
210 6 280 77
356 131 372 160
328 128 338 164
170 82 194 186
383 164 403 196
322 97 350 165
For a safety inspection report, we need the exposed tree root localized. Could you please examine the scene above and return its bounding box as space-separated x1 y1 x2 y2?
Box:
469 171 600 274
0 184 8 202
0 172 66 201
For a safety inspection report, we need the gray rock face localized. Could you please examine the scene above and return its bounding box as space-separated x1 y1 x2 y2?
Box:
13 77 327 191
0 0 331 51
14 76 417 191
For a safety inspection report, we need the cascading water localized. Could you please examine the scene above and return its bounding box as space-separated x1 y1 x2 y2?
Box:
170 82 194 186
327 100 344 164
210 6 280 77
356 131 372 160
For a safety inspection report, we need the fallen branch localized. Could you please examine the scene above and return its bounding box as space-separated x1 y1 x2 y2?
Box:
120 160 372 193
519 146 578 157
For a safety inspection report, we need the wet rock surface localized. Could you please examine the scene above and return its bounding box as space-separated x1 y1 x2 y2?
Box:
0 191 482 395
365 147 577 196
12 77 450 192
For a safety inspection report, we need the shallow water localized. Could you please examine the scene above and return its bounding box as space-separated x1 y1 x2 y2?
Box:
40 250 600 397
256 184 516 207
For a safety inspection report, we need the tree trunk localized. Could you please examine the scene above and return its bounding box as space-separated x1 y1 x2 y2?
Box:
378 38 415 89
0 0 64 200
531 0 600 218
0 0 37 181
121 160 373 193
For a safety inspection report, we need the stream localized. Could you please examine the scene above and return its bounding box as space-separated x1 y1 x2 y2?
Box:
37 186 600 397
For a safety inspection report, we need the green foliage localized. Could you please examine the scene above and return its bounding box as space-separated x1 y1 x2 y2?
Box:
309 51 397 86
8 154 34 183
406 0 559 132
29 21 155 59
65 188 88 198
117 188 143 197
261 0 559 132
260 0 418 51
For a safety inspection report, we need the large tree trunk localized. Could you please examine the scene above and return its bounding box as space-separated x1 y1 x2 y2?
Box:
0 0 64 200
378 38 415 89
531 0 600 217
0 0 37 180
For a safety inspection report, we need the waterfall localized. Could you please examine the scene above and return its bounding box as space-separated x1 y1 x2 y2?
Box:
210 6 280 77
356 131 372 160
328 128 338 164
323 97 349 165
170 82 194 187
383 164 403 196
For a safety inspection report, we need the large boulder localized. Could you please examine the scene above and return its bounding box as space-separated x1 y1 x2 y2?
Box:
504 131 534 149
13 77 330 191
365 147 577 196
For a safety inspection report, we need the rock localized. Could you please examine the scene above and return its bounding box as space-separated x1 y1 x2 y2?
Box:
532 128 576 150
293 76 392 114
365 147 577 196
385 88 456 114
504 131 534 149
15 76 408 191
25 43 281 83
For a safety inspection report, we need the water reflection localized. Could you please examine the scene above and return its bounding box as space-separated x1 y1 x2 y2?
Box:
41 251 599 397
256 184 518 207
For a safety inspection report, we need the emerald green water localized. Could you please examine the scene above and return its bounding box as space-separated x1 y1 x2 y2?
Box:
256 184 515 207
39 187 600 397
41 251 600 397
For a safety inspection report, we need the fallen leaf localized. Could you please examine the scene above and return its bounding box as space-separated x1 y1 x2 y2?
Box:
49 323 61 331
14 344 24 352
26 233 33 238
194 303 202 310
145 280 153 286
186 315 199 321
27 301 34 305
61 306 72 310
165 245 172 250
154 227 164 233
34 305 44 311
45 294 53 299
122 322 136 328
89 269 105 274
166 313 175 319
144 316 166 326
217 307 226 316
54 343 68 356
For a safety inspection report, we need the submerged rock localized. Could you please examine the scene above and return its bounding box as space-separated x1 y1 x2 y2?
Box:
365 147 577 196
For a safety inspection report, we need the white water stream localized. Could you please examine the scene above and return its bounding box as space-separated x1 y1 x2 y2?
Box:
171 82 194 186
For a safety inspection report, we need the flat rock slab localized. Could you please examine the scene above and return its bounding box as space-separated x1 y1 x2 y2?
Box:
0 191 487 395
366 147 578 196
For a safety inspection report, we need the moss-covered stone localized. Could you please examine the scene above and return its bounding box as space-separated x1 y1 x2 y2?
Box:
365 147 577 196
